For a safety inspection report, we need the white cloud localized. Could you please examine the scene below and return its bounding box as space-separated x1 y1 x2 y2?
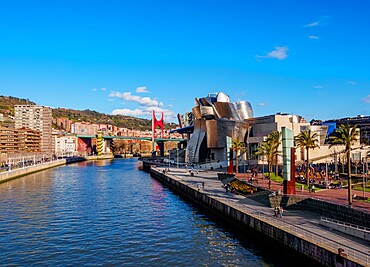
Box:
308 35 319 39
362 95 370 104
109 91 163 107
304 16 330 28
313 85 323 89
167 104 173 108
111 108 146 116
304 21 319 27
256 46 288 60
92 87 107 92
111 106 176 120
256 102 267 107
347 81 356 86
136 86 149 93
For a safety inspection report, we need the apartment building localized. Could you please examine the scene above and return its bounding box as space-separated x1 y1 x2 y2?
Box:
0 126 41 153
14 105 53 152
54 135 77 156
71 122 99 135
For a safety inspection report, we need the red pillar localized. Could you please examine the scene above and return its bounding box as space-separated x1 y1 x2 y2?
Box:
227 148 234 174
284 147 296 194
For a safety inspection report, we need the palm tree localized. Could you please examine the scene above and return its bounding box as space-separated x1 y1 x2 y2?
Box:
295 130 319 186
256 138 278 189
266 131 281 176
329 124 359 207
232 138 244 173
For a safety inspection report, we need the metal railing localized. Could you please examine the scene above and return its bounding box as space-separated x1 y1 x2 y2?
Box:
0 157 65 176
321 216 370 232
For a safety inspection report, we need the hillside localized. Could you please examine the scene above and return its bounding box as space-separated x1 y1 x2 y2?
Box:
0 96 35 115
0 96 177 131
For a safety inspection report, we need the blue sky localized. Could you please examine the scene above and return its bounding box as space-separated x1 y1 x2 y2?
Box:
0 0 369 123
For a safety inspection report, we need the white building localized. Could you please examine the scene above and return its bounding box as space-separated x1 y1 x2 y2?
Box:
54 135 77 157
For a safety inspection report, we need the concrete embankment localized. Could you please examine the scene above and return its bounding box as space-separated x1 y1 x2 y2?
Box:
0 159 66 184
0 155 115 184
148 167 368 267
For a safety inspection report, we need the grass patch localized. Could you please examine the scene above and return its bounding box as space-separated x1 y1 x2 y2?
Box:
265 172 323 191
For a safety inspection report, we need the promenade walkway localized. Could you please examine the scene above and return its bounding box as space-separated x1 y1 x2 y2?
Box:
153 167 370 266
235 173 370 212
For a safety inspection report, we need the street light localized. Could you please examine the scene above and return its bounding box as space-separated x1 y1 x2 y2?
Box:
363 160 366 198
177 149 179 169
325 160 328 189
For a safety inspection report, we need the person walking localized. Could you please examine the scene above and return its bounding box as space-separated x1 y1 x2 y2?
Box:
274 207 278 217
279 206 284 218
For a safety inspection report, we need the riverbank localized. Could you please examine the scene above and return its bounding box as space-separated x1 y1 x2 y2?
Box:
0 154 114 184
0 159 66 184
147 166 369 267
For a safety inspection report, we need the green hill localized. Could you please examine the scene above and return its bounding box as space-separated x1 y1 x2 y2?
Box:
0 96 35 115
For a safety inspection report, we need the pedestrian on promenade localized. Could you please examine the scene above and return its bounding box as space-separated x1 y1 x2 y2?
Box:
202 182 204 189
274 206 278 217
279 206 283 218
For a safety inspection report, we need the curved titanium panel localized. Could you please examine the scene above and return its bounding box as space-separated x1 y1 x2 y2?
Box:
216 92 230 102
235 101 254 119
186 118 206 163
200 106 215 119
214 102 233 119
199 98 212 106
192 106 202 120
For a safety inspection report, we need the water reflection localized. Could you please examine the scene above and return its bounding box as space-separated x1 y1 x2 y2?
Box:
0 159 304 266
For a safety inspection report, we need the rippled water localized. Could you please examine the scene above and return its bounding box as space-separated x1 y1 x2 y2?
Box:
0 159 301 266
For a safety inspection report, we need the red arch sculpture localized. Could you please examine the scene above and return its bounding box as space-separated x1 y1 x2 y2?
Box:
152 110 164 139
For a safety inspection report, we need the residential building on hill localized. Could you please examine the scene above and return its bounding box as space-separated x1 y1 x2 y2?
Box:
14 105 53 152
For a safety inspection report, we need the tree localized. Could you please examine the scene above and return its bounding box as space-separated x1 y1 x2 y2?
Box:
266 131 281 176
295 130 319 186
232 138 244 173
329 124 359 207
255 136 279 189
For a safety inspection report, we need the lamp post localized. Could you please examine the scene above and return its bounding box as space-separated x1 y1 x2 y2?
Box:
325 160 328 189
177 148 179 169
363 160 366 198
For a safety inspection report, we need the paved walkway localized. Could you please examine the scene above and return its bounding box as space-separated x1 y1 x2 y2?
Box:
153 167 370 266
235 173 370 212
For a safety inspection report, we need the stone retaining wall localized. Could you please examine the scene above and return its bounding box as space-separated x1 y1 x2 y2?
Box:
150 168 362 267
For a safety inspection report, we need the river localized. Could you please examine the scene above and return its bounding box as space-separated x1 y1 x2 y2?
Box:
0 158 303 266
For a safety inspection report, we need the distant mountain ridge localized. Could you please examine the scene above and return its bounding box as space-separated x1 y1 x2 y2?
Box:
0 95 176 131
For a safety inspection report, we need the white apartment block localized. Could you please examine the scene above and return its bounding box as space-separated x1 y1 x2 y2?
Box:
14 105 53 152
54 135 77 157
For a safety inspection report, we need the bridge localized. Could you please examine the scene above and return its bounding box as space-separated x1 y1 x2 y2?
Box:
76 135 186 142
76 134 186 156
